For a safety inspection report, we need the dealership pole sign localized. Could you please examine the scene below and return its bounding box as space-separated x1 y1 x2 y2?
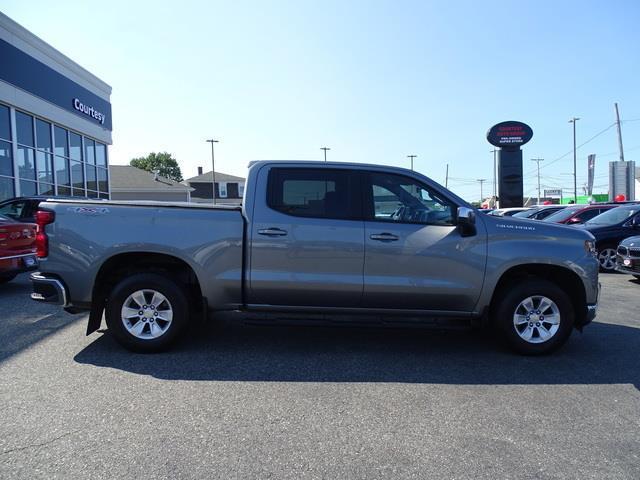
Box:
487 121 533 208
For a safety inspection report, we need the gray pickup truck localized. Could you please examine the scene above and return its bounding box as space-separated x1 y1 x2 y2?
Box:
31 161 600 354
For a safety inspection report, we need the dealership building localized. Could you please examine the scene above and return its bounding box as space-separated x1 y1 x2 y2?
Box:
0 12 112 202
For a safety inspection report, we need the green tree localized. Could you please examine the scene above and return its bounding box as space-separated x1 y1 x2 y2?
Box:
130 152 183 182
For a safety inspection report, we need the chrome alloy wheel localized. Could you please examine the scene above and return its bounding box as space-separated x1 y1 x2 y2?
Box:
121 289 173 339
513 295 560 344
598 248 617 271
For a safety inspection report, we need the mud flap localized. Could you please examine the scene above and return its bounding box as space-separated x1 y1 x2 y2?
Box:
86 298 105 335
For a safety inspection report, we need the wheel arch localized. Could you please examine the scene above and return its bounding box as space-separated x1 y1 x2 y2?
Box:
86 252 204 335
489 263 587 328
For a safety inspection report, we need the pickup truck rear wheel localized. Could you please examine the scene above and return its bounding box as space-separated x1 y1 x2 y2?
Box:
105 273 189 353
493 279 574 355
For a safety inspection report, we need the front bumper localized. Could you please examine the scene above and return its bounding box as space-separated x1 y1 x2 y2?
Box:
30 272 69 306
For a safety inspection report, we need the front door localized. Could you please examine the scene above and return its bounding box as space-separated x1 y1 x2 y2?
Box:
362 171 486 312
248 166 364 307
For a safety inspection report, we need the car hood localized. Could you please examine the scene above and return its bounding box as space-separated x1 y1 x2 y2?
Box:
619 235 640 248
481 213 595 241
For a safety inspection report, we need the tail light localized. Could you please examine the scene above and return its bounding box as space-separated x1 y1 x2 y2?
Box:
35 210 55 258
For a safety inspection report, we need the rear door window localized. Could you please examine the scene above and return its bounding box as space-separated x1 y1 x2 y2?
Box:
267 168 360 220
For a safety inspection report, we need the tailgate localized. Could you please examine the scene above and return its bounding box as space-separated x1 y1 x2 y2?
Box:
0 223 37 258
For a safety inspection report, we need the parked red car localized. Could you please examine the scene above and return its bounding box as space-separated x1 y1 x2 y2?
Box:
542 204 618 225
0 214 38 284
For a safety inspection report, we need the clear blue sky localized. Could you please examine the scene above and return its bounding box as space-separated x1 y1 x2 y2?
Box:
3 0 640 201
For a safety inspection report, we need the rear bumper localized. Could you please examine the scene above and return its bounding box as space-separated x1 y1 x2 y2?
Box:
0 253 38 276
30 272 69 306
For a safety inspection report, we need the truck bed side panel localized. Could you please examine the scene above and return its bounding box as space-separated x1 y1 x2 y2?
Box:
39 202 244 309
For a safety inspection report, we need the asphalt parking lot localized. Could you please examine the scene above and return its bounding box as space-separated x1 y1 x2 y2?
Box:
1 273 639 479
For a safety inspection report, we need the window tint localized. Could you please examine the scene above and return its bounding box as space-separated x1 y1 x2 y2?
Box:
367 172 454 225
69 132 82 161
268 168 357 219
54 126 69 157
577 208 603 222
0 140 13 177
36 119 52 152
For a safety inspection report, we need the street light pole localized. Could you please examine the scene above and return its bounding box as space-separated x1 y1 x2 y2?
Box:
531 157 544 205
320 147 330 162
569 117 580 203
477 178 487 203
407 154 417 171
206 139 219 205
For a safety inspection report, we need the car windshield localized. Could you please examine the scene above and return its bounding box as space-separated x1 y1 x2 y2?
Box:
585 206 640 226
542 205 583 222
513 209 536 218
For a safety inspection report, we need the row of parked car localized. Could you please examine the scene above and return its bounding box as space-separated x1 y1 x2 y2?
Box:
482 202 640 273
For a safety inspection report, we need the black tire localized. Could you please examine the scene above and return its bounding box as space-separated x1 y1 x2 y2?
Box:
105 273 190 353
0 273 18 284
492 278 575 355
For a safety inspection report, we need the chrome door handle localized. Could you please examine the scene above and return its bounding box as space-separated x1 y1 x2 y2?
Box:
370 233 399 242
258 228 288 236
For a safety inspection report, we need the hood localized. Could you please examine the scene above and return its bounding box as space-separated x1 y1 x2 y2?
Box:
481 213 595 241
619 235 640 248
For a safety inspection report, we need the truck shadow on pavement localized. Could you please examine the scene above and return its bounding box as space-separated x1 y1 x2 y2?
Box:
74 318 640 388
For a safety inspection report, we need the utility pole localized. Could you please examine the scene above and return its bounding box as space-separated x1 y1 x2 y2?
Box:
477 178 487 203
407 154 417 171
490 149 498 200
614 103 625 162
569 117 580 203
531 157 544 205
206 139 219 205
320 147 330 162
445 163 449 188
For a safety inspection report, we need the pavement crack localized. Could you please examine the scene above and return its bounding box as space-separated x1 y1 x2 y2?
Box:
1 431 75 456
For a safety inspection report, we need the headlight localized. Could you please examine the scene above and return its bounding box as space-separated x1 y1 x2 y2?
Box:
585 240 597 256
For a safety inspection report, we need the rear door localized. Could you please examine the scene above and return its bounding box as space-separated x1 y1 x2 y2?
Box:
361 171 486 312
248 166 365 307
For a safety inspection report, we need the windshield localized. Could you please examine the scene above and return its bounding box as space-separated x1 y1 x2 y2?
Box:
542 205 583 222
586 206 640 226
513 209 536 218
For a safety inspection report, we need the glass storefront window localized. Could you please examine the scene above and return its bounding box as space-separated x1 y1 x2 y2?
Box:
95 142 107 167
0 105 10 141
69 132 82 161
71 160 84 190
97 167 108 192
72 188 86 197
36 119 52 152
19 179 37 196
54 156 70 186
17 146 35 180
0 175 14 201
85 138 95 165
0 140 13 177
16 111 34 146
54 126 68 157
87 190 98 198
36 151 54 182
86 164 97 191
58 186 71 196
39 183 55 196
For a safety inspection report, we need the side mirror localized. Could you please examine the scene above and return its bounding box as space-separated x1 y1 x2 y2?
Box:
458 207 476 237
631 216 640 228
566 217 582 225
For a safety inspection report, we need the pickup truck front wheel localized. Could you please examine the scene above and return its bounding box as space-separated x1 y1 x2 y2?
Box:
493 279 574 355
105 273 189 353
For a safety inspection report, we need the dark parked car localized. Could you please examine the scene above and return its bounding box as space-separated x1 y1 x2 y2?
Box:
616 235 640 280
513 205 566 220
542 204 618 225
0 214 37 284
582 205 640 271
